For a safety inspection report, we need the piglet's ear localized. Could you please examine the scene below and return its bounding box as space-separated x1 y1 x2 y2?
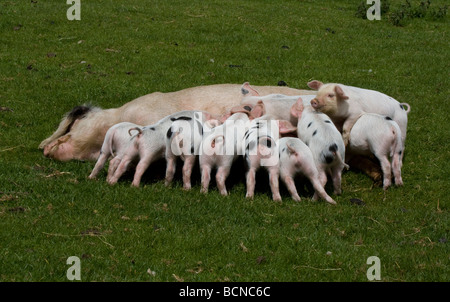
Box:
307 80 323 90
290 97 304 120
334 85 349 101
249 100 265 119
230 104 253 114
278 120 297 135
241 82 260 97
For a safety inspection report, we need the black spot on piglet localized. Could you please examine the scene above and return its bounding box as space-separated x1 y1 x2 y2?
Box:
385 116 392 121
171 116 192 121
166 128 173 139
329 143 338 153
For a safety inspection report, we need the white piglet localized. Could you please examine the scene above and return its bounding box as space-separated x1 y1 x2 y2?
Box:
347 113 403 190
278 137 337 205
165 113 220 190
199 112 250 195
243 114 297 201
290 97 348 199
88 122 142 180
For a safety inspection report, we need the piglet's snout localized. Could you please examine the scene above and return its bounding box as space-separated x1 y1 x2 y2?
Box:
310 98 319 108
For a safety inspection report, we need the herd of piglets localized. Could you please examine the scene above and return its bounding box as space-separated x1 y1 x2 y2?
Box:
88 81 411 205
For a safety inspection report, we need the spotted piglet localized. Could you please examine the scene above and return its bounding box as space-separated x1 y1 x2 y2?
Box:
243 114 297 201
107 110 217 187
290 97 348 199
88 122 142 180
278 137 336 205
199 112 251 195
347 113 403 190
165 113 220 190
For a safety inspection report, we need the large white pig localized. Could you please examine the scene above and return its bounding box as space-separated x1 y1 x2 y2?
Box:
40 83 314 162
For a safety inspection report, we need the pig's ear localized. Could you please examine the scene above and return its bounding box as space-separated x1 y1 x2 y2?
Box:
290 97 304 119
307 80 323 90
250 100 265 119
278 120 297 135
241 82 260 97
334 85 349 101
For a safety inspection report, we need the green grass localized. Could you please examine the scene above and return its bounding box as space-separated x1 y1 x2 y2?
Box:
0 0 448 282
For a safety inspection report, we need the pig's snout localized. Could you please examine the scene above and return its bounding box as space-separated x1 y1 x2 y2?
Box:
310 98 319 109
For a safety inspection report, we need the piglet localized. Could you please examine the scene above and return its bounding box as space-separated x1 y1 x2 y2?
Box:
290 97 348 199
88 122 142 180
199 112 250 195
278 137 336 205
165 113 220 190
108 110 217 187
347 113 403 190
243 112 297 201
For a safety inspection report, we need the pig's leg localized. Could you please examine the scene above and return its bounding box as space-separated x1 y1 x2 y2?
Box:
182 155 196 190
331 166 343 195
88 152 109 179
313 169 328 201
165 154 177 187
108 154 134 185
281 173 301 202
268 166 281 202
392 152 403 187
216 165 231 196
107 156 121 181
310 177 337 205
245 167 257 199
379 156 392 190
131 155 155 187
200 164 212 194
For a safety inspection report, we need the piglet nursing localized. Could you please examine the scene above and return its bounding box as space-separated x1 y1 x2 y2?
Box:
290 97 348 198
88 122 142 180
347 113 404 190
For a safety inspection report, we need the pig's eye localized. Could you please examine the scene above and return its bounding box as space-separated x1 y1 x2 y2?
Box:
328 93 335 98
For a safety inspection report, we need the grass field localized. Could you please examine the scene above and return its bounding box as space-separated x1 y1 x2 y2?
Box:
0 0 448 282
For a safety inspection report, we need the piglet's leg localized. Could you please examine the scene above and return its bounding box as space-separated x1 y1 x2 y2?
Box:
182 155 196 190
216 165 231 196
282 174 301 202
131 155 155 187
268 166 281 202
107 157 121 182
245 167 257 199
108 155 133 185
200 164 212 194
379 156 392 190
165 155 177 187
89 152 109 179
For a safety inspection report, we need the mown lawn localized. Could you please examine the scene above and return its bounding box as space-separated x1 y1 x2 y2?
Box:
0 0 448 282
